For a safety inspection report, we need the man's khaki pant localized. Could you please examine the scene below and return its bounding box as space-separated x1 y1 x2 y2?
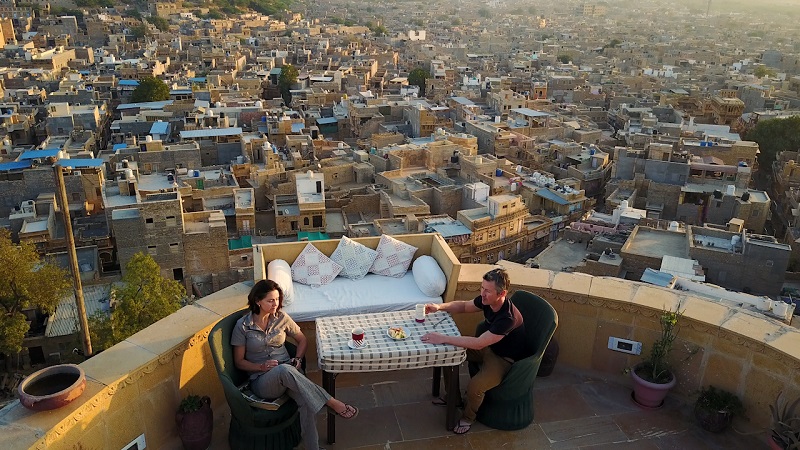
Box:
446 346 513 422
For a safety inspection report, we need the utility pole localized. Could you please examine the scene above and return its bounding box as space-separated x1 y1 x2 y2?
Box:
54 164 92 358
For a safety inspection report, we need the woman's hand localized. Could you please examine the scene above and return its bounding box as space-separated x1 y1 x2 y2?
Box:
259 360 280 372
290 357 302 369
424 303 440 314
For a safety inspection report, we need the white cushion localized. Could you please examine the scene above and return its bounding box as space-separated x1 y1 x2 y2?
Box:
369 235 418 278
291 243 343 287
411 255 447 297
330 236 378 280
267 259 295 306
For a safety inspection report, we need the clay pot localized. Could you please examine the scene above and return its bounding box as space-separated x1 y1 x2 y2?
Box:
176 396 213 450
18 364 86 411
630 364 676 409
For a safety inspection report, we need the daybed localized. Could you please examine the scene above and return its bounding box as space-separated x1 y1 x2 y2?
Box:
253 233 461 322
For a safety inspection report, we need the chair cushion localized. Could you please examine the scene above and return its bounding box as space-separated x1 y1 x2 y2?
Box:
412 255 447 297
267 259 295 306
330 236 378 280
291 243 344 287
369 234 418 278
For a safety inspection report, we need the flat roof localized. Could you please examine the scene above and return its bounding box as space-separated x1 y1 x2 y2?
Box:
429 223 472 238
180 127 243 138
58 158 103 168
626 227 688 259
316 117 338 125
0 160 31 171
117 100 173 110
19 149 59 160
510 108 552 118
150 121 169 135
111 208 140 220
535 189 570 205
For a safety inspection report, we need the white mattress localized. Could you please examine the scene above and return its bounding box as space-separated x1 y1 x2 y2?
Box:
282 272 443 322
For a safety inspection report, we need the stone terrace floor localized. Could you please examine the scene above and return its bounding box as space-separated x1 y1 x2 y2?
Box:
212 364 771 449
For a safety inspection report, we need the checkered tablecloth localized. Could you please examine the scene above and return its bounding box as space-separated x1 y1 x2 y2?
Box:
316 310 466 373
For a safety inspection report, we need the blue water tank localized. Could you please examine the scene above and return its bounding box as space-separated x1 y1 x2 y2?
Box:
495 168 503 176
589 148 596 155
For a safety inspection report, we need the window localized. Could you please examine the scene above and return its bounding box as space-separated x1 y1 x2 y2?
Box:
166 215 177 226
71 193 80 201
145 217 154 228
148 246 157 255
169 243 179 253
303 217 310 226
313 215 322 227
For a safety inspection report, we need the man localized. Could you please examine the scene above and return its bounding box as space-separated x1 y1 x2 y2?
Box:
421 268 527 434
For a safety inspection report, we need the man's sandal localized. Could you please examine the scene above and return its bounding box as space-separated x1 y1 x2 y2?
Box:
453 419 472 434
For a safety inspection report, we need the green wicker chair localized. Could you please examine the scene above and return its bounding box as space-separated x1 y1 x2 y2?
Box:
208 310 302 450
469 290 558 430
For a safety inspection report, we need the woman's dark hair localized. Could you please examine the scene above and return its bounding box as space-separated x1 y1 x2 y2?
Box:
247 279 284 314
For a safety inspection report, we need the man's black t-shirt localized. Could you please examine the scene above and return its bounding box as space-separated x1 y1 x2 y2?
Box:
473 295 528 361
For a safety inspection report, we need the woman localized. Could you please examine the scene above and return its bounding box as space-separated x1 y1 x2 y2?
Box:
232 279 358 450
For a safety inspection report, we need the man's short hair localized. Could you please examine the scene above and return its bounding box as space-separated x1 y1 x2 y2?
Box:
483 268 509 293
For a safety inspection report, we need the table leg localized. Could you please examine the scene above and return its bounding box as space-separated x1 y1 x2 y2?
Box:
322 371 336 444
432 366 441 397
444 365 459 430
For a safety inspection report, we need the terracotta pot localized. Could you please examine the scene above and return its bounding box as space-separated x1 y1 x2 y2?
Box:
537 338 559 377
768 434 785 450
694 404 732 432
176 396 213 450
630 364 676 408
18 364 86 412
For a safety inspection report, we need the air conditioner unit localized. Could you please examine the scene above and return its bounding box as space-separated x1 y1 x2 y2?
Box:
73 170 82 176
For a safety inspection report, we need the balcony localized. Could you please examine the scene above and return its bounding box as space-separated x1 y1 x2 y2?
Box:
0 258 792 449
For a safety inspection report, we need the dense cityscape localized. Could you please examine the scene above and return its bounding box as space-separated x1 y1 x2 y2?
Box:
2 0 800 448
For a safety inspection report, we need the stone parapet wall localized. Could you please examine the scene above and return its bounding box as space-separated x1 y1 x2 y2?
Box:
2 263 798 448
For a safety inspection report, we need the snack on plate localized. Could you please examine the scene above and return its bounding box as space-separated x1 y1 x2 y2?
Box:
388 327 407 339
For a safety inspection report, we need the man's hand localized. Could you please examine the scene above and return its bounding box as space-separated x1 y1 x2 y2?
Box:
424 303 440 314
421 332 448 345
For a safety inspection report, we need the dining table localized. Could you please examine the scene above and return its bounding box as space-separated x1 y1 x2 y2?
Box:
315 309 466 444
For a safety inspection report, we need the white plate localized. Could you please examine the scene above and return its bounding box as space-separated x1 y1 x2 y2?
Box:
387 326 411 340
347 339 368 350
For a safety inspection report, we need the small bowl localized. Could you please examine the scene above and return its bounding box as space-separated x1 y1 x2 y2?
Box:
18 364 86 411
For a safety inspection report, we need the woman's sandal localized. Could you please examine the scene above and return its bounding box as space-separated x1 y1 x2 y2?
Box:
331 404 359 419
453 419 472 435
431 396 464 407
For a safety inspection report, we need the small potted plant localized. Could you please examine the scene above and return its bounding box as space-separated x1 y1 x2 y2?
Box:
770 392 800 450
630 306 682 408
176 394 213 450
694 386 744 432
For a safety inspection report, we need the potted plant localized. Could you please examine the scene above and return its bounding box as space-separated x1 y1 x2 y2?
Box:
176 394 213 450
693 386 744 432
630 307 682 408
770 392 800 450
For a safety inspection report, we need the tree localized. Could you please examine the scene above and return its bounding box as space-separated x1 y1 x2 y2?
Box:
0 230 71 359
89 253 185 351
744 116 800 169
129 23 148 41
278 64 299 106
408 68 430 97
130 76 171 103
146 16 170 32
557 54 571 64
754 66 777 79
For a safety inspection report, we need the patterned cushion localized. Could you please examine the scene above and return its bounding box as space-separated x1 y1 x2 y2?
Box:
369 235 418 278
330 236 378 280
291 244 343 287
